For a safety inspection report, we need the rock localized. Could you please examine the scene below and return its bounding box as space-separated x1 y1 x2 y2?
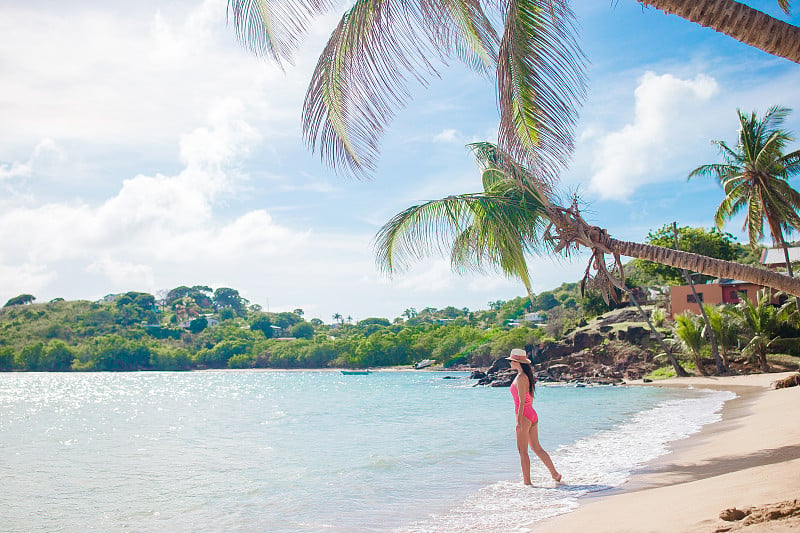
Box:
572 331 603 351
490 376 514 387
487 357 511 374
719 508 748 522
530 342 572 364
442 376 459 379
643 378 653 383
470 370 487 380
625 326 648 345
546 364 571 379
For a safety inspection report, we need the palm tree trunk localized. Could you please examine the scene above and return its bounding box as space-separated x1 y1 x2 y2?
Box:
609 238 800 296
672 222 724 375
626 289 689 377
692 349 710 376
759 348 770 372
638 0 800 64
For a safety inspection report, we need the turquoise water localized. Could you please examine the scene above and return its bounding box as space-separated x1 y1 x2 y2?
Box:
0 371 733 532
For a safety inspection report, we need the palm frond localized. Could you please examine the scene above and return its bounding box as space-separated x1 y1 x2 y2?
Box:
780 149 800 176
467 141 555 200
496 0 586 183
227 0 334 66
687 163 738 182
302 0 498 177
746 192 765 245
374 192 546 274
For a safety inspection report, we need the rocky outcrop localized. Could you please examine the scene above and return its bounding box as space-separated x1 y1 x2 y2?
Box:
471 320 660 386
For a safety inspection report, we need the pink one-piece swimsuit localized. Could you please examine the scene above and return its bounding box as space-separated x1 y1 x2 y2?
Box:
510 382 538 424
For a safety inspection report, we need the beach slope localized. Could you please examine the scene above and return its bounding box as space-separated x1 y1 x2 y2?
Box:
534 373 800 532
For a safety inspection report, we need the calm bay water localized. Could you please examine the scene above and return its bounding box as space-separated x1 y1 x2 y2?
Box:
0 371 733 532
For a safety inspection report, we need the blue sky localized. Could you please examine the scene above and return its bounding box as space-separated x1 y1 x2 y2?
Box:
1 0 799 321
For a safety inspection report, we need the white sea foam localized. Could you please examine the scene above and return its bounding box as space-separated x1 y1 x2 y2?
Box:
397 388 735 533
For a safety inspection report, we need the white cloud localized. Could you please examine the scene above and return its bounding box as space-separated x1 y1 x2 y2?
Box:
0 0 323 155
586 72 719 200
0 138 63 182
0 264 57 301
433 129 460 143
86 257 155 288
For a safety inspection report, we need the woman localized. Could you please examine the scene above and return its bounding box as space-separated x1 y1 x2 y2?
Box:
507 348 561 485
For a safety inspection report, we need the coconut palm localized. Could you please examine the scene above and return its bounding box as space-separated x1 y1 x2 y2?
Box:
375 142 551 306
689 106 800 280
674 312 709 376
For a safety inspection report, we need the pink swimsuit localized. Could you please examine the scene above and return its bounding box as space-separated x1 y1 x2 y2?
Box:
510 382 538 424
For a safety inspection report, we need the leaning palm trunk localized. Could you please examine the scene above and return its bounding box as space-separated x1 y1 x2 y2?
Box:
672 222 725 375
639 0 800 64
544 205 800 298
626 289 689 377
612 238 800 294
690 347 710 376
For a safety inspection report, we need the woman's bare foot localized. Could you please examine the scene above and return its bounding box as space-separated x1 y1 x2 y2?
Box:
552 473 562 483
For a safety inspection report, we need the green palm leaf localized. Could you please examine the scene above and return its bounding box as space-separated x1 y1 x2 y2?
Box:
301 0 499 177
374 142 550 301
496 0 586 183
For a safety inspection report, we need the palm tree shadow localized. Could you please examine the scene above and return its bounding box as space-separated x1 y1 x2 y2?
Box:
635 444 800 488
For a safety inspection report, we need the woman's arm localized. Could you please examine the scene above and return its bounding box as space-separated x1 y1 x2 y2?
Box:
516 375 529 425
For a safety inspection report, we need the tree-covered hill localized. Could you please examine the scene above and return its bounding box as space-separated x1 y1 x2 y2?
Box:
0 286 560 372
1 225 784 373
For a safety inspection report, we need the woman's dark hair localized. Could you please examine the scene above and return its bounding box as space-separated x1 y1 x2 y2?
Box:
520 362 535 396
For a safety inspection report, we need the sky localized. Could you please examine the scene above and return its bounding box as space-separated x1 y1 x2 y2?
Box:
1 0 799 322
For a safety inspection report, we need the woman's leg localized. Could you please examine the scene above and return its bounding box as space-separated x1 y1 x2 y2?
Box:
528 423 561 482
516 421 532 485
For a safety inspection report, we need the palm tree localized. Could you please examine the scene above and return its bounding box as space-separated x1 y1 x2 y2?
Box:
690 106 800 268
674 312 709 376
689 106 800 310
725 288 784 371
639 1 800 64
375 143 550 306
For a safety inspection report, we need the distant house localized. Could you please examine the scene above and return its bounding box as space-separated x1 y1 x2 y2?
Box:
98 293 123 303
522 312 545 323
760 247 800 269
669 279 786 316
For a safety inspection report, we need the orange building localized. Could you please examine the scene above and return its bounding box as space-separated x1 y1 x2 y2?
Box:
669 280 764 316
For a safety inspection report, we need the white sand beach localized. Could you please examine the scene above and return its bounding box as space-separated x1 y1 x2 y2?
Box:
534 372 800 532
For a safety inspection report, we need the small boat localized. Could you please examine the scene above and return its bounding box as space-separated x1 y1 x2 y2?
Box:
341 370 371 375
413 359 434 369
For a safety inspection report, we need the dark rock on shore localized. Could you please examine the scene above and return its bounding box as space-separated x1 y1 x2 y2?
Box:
470 311 663 386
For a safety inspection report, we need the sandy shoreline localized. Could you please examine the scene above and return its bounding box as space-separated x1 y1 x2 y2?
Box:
533 372 800 532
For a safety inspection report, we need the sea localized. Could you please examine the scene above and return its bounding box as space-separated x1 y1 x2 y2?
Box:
0 371 734 532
